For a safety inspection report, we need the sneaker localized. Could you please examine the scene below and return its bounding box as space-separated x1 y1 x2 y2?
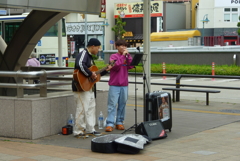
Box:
88 131 102 136
74 133 89 138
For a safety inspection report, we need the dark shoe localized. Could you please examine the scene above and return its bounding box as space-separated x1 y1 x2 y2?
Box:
87 131 102 136
105 126 113 132
74 133 89 138
116 124 125 130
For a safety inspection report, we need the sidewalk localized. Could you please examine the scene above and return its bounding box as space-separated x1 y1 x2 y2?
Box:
0 98 240 161
0 121 239 160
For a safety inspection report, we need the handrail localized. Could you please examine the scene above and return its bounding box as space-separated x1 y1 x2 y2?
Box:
17 67 240 99
0 69 73 98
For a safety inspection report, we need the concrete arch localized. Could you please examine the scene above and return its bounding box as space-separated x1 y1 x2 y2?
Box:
0 10 68 96
0 10 68 72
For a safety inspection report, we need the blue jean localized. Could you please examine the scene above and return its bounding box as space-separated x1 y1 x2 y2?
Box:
106 86 128 127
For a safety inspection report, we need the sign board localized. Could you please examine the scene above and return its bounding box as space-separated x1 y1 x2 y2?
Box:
123 32 133 37
39 54 55 65
110 40 114 44
71 41 75 54
66 22 104 35
114 1 163 18
0 10 7 15
37 40 41 46
215 0 240 7
100 0 106 18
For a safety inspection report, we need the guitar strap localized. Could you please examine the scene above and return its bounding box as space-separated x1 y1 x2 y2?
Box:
91 56 97 98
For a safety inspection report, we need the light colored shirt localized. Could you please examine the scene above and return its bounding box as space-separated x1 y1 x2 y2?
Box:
26 58 40 67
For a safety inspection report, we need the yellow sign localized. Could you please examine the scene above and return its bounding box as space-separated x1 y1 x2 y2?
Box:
123 32 133 37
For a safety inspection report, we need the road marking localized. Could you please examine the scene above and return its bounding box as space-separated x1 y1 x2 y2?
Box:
126 104 240 116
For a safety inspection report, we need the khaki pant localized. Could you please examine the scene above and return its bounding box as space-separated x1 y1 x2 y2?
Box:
73 91 96 135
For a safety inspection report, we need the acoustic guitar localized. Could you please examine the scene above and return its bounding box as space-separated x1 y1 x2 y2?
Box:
73 61 115 91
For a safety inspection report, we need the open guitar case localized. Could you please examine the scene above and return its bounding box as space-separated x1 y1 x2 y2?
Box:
91 134 151 154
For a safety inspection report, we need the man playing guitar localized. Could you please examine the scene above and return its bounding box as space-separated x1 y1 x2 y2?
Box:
72 38 112 138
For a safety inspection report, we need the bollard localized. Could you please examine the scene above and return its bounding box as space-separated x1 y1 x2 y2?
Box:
212 62 215 81
162 62 166 80
66 57 68 67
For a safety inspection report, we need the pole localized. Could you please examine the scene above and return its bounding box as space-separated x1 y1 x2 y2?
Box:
202 21 205 46
143 0 151 92
212 62 215 81
162 62 166 80
58 19 63 67
85 14 88 47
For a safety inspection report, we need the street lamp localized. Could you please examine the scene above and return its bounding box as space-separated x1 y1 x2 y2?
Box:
201 14 209 46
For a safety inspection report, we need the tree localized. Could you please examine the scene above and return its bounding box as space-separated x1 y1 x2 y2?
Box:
111 15 126 40
237 16 240 35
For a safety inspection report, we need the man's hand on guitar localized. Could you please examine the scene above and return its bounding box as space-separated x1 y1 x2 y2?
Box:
106 65 113 71
91 72 97 80
106 60 116 71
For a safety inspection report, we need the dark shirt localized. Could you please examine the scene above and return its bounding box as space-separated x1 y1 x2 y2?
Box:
72 48 108 92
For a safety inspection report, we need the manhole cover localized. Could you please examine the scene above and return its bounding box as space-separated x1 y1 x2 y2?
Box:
220 109 240 113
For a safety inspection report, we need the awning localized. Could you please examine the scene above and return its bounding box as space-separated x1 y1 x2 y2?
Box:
125 34 143 43
151 30 201 41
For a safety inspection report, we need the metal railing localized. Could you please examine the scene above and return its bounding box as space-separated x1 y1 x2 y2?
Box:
17 67 240 99
0 69 73 98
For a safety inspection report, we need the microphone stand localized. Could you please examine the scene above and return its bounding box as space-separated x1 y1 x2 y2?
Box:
122 48 143 134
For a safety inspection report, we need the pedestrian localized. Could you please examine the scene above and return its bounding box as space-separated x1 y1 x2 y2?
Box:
105 39 134 132
26 52 40 84
72 38 112 138
26 52 40 67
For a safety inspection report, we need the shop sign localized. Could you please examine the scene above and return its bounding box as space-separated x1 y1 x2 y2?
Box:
100 0 106 18
66 22 104 35
114 1 163 18
123 32 133 37
215 0 240 7
39 54 56 65
71 41 75 54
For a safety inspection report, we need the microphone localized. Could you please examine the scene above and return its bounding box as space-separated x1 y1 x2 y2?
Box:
136 46 140 53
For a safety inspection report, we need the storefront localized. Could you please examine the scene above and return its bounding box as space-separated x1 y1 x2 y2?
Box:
113 1 163 47
66 22 104 58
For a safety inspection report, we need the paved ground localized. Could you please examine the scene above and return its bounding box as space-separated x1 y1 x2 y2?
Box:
0 77 240 160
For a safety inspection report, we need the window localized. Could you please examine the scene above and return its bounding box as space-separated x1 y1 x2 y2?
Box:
224 8 230 12
232 14 238 22
224 14 230 22
224 8 239 22
43 19 66 37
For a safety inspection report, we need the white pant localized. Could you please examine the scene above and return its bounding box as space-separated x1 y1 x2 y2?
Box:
73 91 96 135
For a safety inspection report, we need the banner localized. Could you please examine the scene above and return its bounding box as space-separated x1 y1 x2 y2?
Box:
66 22 104 35
114 1 163 18
70 41 75 54
215 0 240 7
100 0 106 18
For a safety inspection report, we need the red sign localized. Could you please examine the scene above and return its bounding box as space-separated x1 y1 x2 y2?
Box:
71 41 75 54
100 0 106 18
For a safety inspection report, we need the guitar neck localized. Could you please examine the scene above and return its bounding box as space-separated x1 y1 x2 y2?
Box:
95 61 115 75
96 66 107 75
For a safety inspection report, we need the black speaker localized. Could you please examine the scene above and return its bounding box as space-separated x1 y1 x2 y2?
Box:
135 120 167 140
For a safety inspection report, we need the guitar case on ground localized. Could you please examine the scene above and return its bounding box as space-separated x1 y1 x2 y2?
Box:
91 134 151 154
145 91 172 132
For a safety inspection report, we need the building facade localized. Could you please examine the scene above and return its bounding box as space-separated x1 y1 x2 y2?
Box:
196 0 240 45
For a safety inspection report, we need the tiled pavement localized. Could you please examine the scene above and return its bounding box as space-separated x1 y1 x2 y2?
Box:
0 97 240 161
0 121 239 161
